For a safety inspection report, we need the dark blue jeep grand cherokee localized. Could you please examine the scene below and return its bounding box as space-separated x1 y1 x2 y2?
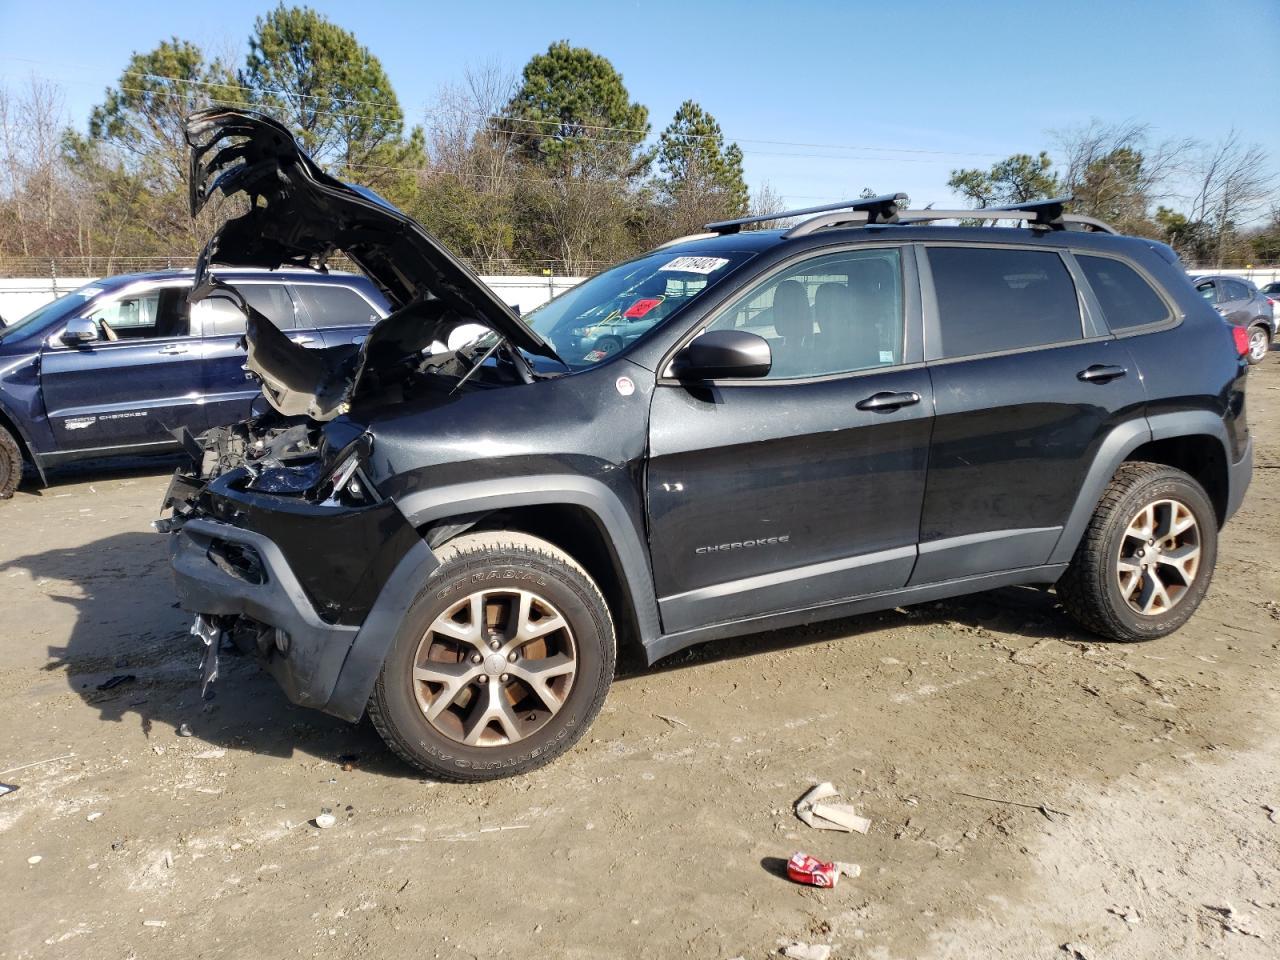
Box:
0 269 388 497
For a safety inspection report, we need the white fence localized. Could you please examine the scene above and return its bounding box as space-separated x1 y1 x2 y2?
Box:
2 266 1277 326
0 273 585 324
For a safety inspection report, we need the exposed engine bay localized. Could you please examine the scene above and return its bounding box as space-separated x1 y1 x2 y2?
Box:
183 107 561 423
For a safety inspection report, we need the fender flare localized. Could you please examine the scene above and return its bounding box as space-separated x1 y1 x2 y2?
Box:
320 475 662 720
394 474 661 640
1047 411 1232 565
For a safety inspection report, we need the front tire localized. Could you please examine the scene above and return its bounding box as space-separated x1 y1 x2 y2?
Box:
368 531 615 782
1057 462 1217 642
0 425 22 500
1246 323 1270 364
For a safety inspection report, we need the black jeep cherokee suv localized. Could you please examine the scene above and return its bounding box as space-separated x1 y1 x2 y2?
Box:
163 110 1252 781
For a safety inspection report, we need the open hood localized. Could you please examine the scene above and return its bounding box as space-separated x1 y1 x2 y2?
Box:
185 109 558 418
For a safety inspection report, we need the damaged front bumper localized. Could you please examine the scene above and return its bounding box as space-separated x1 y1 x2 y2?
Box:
165 467 437 721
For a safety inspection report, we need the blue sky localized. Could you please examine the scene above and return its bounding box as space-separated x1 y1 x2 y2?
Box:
1 0 1277 213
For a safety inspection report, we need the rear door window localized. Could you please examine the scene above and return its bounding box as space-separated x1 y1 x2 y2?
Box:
192 298 248 337
292 284 380 328
1222 279 1251 302
1076 255 1171 331
239 283 298 330
927 247 1082 358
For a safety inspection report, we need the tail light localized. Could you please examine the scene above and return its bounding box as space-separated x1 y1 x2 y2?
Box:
1231 325 1249 356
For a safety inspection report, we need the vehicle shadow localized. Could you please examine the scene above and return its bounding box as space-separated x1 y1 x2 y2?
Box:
5 525 1098 779
17 453 188 497
632 582 1093 677
1 528 398 777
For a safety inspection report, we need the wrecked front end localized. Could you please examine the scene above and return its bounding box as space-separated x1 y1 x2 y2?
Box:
158 108 573 718
160 416 434 719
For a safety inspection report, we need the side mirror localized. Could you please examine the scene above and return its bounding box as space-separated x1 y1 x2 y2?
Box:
60 317 99 346
672 329 771 381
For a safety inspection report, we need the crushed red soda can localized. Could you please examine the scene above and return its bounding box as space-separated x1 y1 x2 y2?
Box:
786 852 840 888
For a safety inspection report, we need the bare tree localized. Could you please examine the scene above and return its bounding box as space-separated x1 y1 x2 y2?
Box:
0 77 76 260
1187 130 1276 267
1053 119 1194 234
418 64 523 270
741 181 787 229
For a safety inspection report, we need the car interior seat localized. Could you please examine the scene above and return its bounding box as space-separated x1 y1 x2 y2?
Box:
770 278 813 375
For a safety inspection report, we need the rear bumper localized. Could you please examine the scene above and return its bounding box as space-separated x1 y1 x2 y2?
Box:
1225 435 1252 523
167 478 437 721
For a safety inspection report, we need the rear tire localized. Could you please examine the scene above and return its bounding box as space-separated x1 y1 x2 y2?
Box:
1057 462 1217 642
368 531 615 782
1246 323 1270 364
0 425 21 500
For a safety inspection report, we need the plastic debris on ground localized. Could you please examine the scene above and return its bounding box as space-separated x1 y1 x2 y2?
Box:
781 942 831 960
314 809 337 829
795 781 872 833
0 783 17 798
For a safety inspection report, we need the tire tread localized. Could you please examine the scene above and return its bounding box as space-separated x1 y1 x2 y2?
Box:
0 426 21 500
367 531 614 782
1057 461 1214 642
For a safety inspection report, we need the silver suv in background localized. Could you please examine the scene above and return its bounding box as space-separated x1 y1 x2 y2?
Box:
1193 275 1275 364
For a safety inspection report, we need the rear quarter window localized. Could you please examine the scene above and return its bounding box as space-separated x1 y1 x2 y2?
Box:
1076 255 1171 331
927 247 1082 358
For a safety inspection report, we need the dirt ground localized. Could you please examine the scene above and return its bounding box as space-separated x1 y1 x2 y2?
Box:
1 360 1278 960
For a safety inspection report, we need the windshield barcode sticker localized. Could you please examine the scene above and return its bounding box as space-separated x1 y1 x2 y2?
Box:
659 256 730 274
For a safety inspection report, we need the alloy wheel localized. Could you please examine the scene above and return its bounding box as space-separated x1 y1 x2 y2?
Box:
1249 326 1269 362
1115 498 1201 616
411 588 577 747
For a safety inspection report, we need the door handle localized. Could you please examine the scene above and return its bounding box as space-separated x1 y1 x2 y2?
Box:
158 344 189 355
856 390 921 412
290 335 315 345
1077 364 1127 383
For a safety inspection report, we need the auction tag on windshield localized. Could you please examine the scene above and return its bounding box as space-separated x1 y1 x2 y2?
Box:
659 256 730 274
623 297 663 318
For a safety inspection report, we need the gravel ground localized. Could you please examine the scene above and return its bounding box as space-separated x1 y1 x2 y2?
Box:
1 356 1278 960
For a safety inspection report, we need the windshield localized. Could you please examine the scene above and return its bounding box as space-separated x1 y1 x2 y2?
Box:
0 284 104 342
524 250 753 368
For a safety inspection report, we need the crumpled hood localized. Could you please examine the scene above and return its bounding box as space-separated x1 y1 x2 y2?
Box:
185 108 558 419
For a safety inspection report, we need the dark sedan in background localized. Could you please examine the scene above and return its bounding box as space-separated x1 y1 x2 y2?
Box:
1193 274 1275 364
0 269 389 497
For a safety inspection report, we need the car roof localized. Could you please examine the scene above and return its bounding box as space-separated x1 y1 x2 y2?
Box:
658 222 1169 261
94 268 372 286
1193 274 1255 285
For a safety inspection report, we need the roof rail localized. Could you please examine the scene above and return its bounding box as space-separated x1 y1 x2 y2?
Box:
896 199 1117 234
705 192 907 235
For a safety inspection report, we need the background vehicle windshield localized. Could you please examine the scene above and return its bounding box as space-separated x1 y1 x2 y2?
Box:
0 283 103 342
525 250 753 368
